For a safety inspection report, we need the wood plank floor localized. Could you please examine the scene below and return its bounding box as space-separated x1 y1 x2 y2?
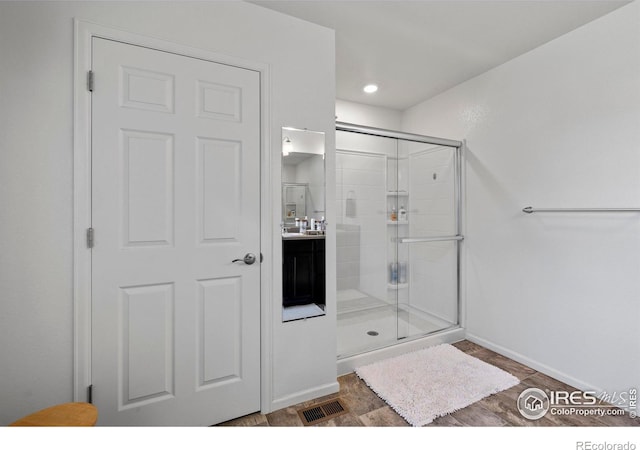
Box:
218 340 639 427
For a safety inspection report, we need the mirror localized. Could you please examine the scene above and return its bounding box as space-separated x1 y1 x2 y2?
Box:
281 127 326 322
281 128 326 230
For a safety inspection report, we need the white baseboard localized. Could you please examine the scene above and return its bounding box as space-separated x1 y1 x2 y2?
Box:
466 333 604 395
267 381 340 413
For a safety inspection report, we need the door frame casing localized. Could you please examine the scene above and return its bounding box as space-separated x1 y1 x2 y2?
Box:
73 20 272 414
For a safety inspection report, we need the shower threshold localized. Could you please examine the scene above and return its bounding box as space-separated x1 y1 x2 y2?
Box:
337 324 464 376
337 301 455 359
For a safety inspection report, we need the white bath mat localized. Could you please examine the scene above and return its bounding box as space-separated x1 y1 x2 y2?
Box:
355 343 520 426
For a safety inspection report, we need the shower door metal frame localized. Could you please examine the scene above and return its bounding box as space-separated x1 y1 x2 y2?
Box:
336 121 464 335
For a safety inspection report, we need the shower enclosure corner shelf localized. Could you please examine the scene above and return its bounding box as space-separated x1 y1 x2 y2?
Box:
387 191 409 224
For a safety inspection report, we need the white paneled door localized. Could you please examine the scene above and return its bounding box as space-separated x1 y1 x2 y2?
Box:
91 38 261 425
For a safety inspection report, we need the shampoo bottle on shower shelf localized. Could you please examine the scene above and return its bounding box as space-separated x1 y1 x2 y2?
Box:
399 262 407 284
399 205 407 222
390 207 397 222
389 262 398 285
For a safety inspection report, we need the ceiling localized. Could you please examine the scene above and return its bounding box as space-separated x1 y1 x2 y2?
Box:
248 0 631 110
283 151 316 166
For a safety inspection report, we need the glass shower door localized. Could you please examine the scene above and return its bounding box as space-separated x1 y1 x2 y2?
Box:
336 132 398 358
335 124 462 360
394 141 461 341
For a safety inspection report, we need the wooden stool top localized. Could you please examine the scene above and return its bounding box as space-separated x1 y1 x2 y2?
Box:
9 402 98 427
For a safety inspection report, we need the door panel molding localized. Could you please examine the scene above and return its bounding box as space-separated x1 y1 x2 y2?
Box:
73 20 272 415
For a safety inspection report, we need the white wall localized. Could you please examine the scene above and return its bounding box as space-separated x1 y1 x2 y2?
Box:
0 1 336 424
403 1 640 395
336 98 402 130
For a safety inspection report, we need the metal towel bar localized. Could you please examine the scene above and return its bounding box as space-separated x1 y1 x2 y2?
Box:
523 206 640 214
398 235 464 244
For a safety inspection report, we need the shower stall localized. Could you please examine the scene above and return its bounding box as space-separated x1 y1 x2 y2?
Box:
335 122 464 369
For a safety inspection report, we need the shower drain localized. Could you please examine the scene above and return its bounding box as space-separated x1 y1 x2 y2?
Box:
367 330 379 336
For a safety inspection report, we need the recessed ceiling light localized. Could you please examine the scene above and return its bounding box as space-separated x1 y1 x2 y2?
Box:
363 84 378 94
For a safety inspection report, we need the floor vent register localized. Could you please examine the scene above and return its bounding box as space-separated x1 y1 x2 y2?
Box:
297 399 348 425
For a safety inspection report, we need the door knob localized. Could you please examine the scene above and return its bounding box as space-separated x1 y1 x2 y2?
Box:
232 253 256 265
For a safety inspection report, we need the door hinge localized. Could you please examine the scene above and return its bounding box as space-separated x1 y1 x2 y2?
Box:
87 384 93 404
87 70 94 92
86 227 94 248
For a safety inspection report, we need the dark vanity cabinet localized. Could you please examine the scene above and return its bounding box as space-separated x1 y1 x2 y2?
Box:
282 237 325 307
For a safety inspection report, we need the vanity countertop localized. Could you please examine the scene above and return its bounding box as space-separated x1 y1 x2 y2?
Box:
282 232 326 240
